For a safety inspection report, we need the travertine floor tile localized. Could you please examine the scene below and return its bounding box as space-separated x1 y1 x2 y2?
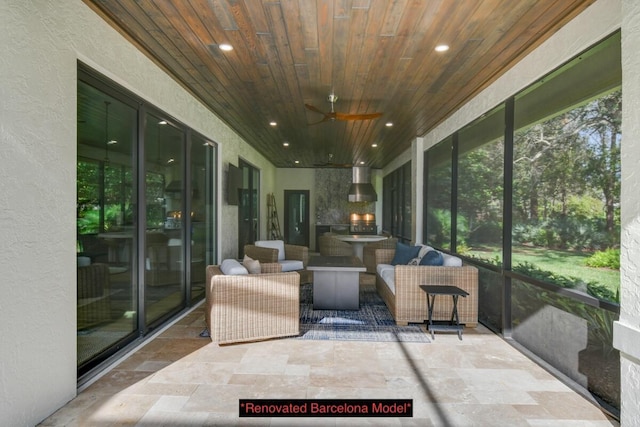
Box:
40 305 619 426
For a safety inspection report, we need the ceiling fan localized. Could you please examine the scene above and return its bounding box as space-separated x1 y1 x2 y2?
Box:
305 93 383 125
313 153 353 168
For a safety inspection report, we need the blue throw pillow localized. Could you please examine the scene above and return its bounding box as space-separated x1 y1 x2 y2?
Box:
391 242 421 266
419 250 444 266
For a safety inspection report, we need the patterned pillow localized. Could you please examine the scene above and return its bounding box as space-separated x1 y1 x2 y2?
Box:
407 245 432 265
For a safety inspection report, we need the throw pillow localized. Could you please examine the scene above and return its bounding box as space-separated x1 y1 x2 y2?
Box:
419 250 444 266
220 259 249 275
407 245 433 265
391 242 421 266
243 255 261 274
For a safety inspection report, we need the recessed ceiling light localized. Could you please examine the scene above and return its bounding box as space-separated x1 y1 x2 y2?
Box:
270 121 277 126
283 142 289 147
435 44 449 52
371 143 378 148
219 43 233 51
158 120 167 125
107 140 118 145
167 158 175 164
359 161 365 165
294 160 300 164
385 122 393 127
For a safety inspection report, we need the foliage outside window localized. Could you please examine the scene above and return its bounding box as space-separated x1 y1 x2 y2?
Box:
425 138 452 250
424 32 621 303
457 105 505 263
382 161 411 243
513 89 621 302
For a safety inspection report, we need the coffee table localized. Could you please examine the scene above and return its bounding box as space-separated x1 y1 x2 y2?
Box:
307 256 366 310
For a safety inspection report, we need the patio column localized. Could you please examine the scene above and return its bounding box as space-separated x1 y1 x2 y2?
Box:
614 1 640 425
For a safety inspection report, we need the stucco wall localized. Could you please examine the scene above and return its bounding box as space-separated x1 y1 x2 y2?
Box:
0 1 275 425
617 1 640 425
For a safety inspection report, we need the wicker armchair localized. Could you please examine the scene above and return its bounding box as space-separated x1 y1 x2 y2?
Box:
77 263 112 330
318 234 353 257
374 248 478 327
205 264 300 344
362 237 398 273
244 240 312 284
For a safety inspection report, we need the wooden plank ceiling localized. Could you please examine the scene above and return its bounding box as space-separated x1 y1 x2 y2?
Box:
84 0 595 169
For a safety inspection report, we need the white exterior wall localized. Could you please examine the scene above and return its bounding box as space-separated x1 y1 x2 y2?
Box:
0 1 275 425
615 1 640 426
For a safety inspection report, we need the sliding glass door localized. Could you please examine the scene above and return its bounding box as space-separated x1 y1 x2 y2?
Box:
143 112 185 325
77 66 217 379
77 81 138 373
237 160 260 258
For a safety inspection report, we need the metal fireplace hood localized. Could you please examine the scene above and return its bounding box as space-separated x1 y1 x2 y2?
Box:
348 167 377 202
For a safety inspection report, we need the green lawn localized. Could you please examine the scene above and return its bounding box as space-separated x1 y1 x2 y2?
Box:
467 244 620 295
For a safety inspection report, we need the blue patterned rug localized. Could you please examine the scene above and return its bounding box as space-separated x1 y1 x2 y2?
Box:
297 283 430 343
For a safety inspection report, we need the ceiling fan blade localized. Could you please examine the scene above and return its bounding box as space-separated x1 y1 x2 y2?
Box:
304 104 326 114
335 112 383 121
307 115 333 126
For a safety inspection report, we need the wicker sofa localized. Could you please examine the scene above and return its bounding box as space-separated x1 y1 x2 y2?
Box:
374 248 478 327
362 237 398 273
205 263 300 344
244 240 312 284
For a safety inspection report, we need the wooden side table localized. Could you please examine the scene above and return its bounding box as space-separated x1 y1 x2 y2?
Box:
419 285 469 340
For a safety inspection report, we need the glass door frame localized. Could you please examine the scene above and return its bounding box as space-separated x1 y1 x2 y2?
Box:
77 64 217 382
284 190 310 247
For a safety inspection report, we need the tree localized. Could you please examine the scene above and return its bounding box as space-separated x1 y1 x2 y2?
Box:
573 91 621 237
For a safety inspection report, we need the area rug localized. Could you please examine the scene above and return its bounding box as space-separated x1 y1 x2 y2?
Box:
297 283 430 343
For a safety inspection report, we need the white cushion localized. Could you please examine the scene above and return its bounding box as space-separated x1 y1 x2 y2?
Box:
220 259 249 275
441 253 462 266
377 264 396 295
242 255 261 274
279 259 304 272
255 240 285 261
376 263 394 277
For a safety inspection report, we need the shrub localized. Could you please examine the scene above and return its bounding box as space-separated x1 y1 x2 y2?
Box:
513 261 618 303
513 261 581 289
586 282 619 303
468 220 502 244
585 248 620 270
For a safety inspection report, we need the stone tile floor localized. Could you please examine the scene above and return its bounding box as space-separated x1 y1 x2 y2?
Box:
41 305 619 426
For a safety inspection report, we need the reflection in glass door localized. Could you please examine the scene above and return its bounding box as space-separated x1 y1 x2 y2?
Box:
77 67 218 380
77 80 138 373
190 134 216 302
284 190 309 247
238 160 259 258
144 113 185 326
